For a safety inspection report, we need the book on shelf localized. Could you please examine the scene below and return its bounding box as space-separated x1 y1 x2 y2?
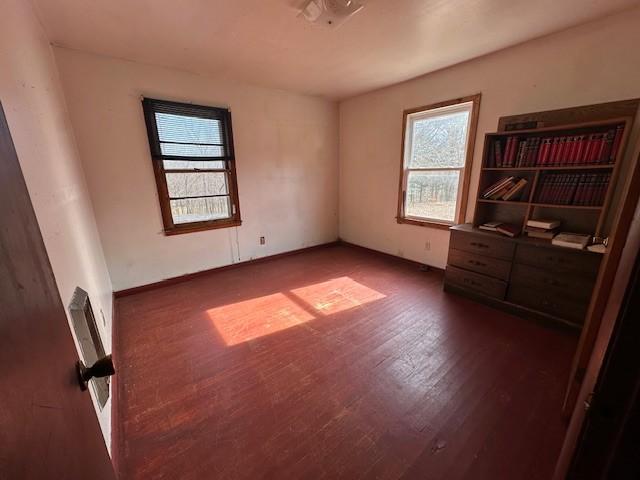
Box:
478 221 502 232
502 178 528 201
552 232 591 250
477 221 521 237
524 226 558 240
526 219 561 230
535 172 610 206
496 223 521 238
481 176 528 201
488 124 624 168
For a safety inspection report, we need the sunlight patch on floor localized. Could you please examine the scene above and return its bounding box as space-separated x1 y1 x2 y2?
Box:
207 292 314 346
208 277 385 346
290 276 386 316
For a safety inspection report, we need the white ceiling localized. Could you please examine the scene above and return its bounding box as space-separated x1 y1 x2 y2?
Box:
32 0 639 99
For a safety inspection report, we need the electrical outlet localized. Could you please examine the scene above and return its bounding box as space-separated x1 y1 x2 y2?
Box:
425 240 431 251
260 236 265 245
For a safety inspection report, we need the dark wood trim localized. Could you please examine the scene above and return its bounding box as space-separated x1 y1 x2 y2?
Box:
110 293 122 477
395 216 452 230
164 218 242 236
553 149 640 479
497 98 640 132
396 94 481 228
563 143 640 415
114 241 341 297
141 97 242 235
338 240 444 272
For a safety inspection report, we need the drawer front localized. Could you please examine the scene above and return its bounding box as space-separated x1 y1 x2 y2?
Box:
514 244 601 277
448 248 511 281
507 284 588 324
510 263 595 301
445 266 507 299
451 231 515 260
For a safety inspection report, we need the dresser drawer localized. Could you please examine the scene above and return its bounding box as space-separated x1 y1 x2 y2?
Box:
514 244 601 277
507 284 588 324
445 266 507 299
448 248 511 281
450 230 515 260
510 263 595 302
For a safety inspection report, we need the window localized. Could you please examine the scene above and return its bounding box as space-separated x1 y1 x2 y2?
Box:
142 98 241 235
397 95 480 229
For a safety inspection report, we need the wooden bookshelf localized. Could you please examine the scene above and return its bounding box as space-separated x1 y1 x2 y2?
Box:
473 117 632 238
445 115 634 330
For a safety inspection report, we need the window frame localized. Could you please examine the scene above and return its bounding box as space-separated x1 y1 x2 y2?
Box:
396 94 481 229
142 97 242 235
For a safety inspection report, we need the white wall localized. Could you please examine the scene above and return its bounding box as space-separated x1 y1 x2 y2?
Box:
339 8 640 269
54 48 339 292
0 0 114 451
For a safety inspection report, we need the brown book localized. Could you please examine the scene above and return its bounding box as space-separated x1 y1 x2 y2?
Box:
496 223 521 238
525 228 558 240
502 178 528 201
482 176 515 198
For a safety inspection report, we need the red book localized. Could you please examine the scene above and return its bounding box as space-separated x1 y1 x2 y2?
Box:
583 134 597 164
568 135 580 164
584 173 598 206
547 174 557 204
548 138 560 165
504 137 515 167
537 176 549 203
496 223 521 238
600 130 615 165
610 125 624 163
554 174 567 204
493 140 503 167
595 133 608 164
537 138 551 165
589 134 604 163
567 174 580 204
555 137 567 165
573 135 586 164
573 174 588 205
557 174 570 204
563 136 576 165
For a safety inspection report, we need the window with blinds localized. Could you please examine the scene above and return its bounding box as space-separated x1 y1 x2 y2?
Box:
142 98 241 234
397 95 480 228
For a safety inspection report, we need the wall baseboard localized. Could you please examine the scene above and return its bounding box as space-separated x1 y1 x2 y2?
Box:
112 239 442 299
338 239 444 273
113 241 341 298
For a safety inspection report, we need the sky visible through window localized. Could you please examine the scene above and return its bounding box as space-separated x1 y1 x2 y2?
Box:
405 108 469 222
155 112 231 224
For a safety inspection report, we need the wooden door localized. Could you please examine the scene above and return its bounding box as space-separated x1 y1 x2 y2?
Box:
0 104 115 479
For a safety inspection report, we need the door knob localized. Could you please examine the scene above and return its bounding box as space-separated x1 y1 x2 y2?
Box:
77 354 115 391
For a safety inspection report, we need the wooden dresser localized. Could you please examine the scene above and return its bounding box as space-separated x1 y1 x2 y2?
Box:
444 224 602 328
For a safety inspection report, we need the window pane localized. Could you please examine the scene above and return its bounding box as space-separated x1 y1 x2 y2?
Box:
409 110 469 168
163 160 226 170
405 170 460 222
165 172 228 198
160 143 224 157
155 112 222 144
170 197 231 224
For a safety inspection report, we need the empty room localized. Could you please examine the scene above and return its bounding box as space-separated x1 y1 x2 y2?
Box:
3 0 640 479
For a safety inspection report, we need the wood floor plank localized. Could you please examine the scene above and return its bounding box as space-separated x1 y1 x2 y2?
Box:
115 244 576 479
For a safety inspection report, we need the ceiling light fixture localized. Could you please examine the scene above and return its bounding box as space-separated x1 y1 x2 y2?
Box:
300 0 364 27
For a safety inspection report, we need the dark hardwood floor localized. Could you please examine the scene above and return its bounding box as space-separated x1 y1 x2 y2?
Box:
114 244 576 479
